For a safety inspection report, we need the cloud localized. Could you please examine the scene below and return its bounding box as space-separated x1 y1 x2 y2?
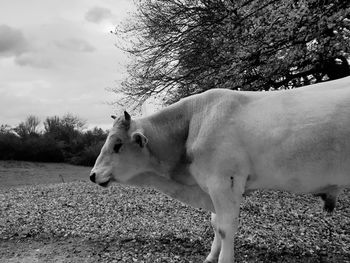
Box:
54 38 96 52
0 79 54 125
15 52 53 68
85 6 113 23
0 24 30 57
0 25 51 69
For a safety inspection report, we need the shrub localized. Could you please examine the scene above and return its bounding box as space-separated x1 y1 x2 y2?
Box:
13 136 64 163
69 142 104 167
0 133 22 160
0 118 107 165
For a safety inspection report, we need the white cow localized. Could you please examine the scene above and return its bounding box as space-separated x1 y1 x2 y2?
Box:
90 76 350 263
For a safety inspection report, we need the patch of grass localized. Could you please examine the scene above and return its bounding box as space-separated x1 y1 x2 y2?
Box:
0 180 349 262
0 160 90 188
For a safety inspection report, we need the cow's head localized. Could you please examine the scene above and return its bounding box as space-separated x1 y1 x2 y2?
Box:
90 111 152 187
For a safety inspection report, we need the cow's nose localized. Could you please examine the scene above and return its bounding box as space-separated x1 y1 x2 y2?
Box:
90 173 96 183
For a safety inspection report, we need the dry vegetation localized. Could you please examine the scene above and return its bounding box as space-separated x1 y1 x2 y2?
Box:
0 161 349 262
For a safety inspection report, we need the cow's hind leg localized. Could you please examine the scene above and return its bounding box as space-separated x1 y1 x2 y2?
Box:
207 174 245 263
204 213 221 263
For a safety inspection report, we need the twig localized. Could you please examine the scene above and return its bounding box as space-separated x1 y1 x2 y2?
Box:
59 174 65 183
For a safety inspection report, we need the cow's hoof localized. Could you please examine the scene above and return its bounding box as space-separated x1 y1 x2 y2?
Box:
203 259 217 263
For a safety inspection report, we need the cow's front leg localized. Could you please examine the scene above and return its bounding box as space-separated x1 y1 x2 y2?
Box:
207 175 245 263
204 213 221 263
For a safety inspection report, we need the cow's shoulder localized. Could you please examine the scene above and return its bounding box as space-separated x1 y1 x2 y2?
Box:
186 90 256 160
184 89 260 120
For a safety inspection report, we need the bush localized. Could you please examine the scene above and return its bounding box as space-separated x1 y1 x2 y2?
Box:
0 118 107 165
11 136 64 163
69 142 104 167
0 132 104 165
30 137 65 163
0 133 22 160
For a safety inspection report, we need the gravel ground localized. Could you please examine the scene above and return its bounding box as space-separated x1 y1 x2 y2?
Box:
0 181 349 262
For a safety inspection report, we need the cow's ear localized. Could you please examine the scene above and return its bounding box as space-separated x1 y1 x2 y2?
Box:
124 111 131 122
132 131 148 148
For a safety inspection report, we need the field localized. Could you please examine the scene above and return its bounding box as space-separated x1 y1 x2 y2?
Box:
0 161 349 263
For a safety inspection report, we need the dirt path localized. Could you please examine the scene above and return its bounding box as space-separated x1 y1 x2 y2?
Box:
0 236 208 263
0 238 108 263
0 161 94 263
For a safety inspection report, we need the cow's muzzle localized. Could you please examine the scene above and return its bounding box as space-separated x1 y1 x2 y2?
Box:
90 172 110 187
90 173 96 183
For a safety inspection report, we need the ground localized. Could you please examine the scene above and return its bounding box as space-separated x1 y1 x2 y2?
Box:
0 161 349 262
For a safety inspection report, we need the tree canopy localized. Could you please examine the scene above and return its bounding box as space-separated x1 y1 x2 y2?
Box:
0 115 107 166
115 0 350 105
14 115 40 138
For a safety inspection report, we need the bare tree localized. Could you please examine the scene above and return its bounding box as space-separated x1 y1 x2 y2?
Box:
26 115 40 134
0 124 12 134
114 0 350 105
61 113 87 131
14 115 40 137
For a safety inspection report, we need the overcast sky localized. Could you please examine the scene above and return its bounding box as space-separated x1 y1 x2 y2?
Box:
0 0 135 129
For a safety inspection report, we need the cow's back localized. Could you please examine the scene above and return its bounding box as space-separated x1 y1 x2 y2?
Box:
235 78 350 193
183 78 350 194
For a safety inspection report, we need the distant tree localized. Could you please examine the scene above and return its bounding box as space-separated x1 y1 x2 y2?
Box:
0 124 12 134
26 115 40 134
44 116 61 135
59 113 87 150
14 115 40 137
61 113 87 132
115 0 350 104
82 127 107 146
0 115 104 165
44 114 86 141
43 113 87 161
70 127 108 166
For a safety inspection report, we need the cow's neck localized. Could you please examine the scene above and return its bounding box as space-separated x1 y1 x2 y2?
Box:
139 101 191 177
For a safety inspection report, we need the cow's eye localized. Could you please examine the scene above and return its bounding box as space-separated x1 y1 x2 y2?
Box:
113 143 122 153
